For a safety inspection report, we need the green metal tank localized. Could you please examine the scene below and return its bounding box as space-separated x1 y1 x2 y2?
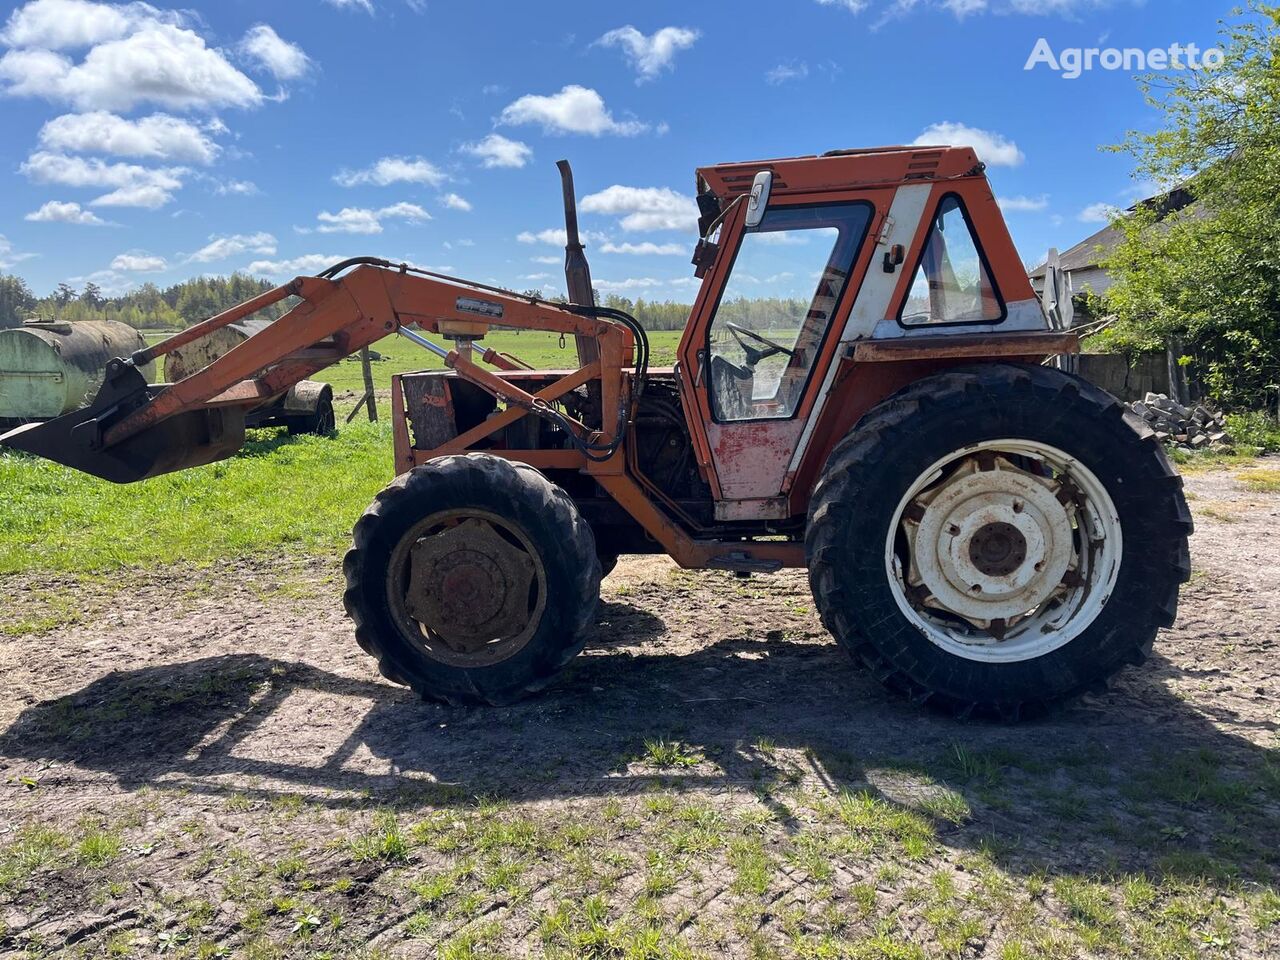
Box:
0 319 156 422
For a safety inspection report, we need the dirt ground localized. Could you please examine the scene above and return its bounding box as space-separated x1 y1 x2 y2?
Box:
0 465 1277 959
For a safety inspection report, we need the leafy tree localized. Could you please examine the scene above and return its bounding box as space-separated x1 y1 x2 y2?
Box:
54 282 77 306
80 281 103 307
1099 2 1280 407
0 274 36 328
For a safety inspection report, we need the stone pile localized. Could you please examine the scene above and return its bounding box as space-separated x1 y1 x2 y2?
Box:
1128 392 1230 451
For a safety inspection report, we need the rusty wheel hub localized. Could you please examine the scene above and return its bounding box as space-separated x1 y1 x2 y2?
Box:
967 521 1028 578
393 514 544 667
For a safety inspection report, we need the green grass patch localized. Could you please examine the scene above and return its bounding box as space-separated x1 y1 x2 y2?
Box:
1167 449 1257 473
0 421 392 575
639 738 703 770
0 825 69 890
75 827 123 867
1235 468 1280 493
349 810 409 864
1225 410 1280 454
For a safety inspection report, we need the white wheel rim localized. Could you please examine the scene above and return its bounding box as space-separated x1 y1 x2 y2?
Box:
884 439 1122 664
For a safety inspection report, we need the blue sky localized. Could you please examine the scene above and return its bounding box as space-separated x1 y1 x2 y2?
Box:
0 0 1235 301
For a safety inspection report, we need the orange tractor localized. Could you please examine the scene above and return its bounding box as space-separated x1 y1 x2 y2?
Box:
2 146 1191 718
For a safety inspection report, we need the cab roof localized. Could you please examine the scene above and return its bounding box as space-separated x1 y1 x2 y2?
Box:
695 145 986 202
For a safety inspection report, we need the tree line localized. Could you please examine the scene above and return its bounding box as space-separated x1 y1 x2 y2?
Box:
0 273 283 330
599 292 810 332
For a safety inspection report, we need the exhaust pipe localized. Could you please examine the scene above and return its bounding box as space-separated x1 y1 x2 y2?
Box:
556 159 600 365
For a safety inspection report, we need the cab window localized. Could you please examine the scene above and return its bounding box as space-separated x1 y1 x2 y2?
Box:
900 194 1003 326
707 202 872 422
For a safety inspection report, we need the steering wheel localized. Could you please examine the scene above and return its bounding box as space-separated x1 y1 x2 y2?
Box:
723 321 794 366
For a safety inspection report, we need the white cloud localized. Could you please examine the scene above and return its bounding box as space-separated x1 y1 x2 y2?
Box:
766 62 809 85
998 194 1049 213
0 17 263 112
594 277 663 291
460 133 531 169
20 150 186 206
1078 202 1119 223
20 150 180 188
516 227 609 246
215 178 259 196
240 24 310 81
595 25 698 82
439 192 471 212
0 0 175 49
334 155 446 187
755 230 808 245
312 202 430 234
500 85 647 137
38 111 220 163
0 235 38 269
530 255 560 264
246 253 347 276
323 0 374 13
24 199 107 224
314 208 379 235
913 121 1025 167
579 185 698 231
943 0 987 13
186 231 277 263
600 241 685 255
816 0 870 12
111 251 166 271
92 183 171 207
519 272 552 281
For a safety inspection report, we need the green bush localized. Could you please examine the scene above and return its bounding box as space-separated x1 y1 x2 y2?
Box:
1225 410 1280 454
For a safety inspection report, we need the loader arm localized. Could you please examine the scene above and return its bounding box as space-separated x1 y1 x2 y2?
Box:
0 258 638 483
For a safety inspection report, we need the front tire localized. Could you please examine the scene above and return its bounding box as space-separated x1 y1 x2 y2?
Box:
806 363 1192 719
343 454 601 705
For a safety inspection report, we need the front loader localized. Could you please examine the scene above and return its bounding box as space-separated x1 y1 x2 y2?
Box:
1 146 1192 718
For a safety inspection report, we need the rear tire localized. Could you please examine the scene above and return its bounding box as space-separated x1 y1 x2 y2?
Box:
343 454 601 705
805 363 1192 719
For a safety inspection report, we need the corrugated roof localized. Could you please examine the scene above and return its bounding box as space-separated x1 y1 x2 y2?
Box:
1028 221 1123 279
1029 184 1199 279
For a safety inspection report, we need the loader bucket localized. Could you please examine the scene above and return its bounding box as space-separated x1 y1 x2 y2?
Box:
0 361 246 484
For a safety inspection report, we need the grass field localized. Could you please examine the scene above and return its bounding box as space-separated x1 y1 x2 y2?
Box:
144 328 687 394
0 422 393 575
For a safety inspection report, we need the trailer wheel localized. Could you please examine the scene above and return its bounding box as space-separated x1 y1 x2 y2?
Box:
806 363 1192 719
287 394 335 436
344 454 601 705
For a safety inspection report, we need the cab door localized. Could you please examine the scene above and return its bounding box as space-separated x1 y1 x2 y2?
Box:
677 191 886 519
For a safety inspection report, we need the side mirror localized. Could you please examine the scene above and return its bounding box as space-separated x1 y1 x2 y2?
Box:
744 170 772 228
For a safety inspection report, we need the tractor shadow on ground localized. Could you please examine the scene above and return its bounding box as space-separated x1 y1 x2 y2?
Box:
2 598 1277 885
